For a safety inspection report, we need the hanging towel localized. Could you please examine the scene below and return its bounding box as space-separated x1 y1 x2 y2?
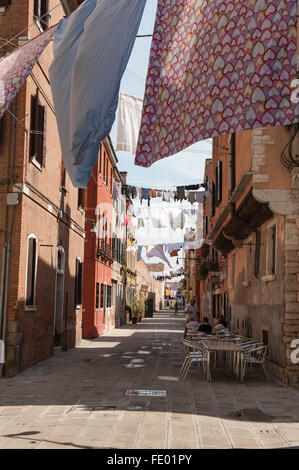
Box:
0 25 57 119
185 184 200 190
116 92 143 154
50 0 146 188
135 0 298 168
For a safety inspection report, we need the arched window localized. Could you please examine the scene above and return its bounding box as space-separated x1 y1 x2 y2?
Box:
25 234 38 306
56 246 65 273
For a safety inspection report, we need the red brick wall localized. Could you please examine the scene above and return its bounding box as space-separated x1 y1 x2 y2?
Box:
82 141 115 338
0 1 86 376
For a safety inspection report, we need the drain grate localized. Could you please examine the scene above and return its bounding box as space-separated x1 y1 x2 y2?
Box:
125 389 167 397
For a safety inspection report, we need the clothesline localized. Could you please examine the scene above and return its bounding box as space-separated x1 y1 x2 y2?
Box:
114 180 207 206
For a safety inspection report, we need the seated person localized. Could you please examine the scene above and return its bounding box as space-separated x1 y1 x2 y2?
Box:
219 315 227 328
198 317 212 333
213 317 226 333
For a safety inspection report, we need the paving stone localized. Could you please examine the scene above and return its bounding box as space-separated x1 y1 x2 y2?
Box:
0 310 298 450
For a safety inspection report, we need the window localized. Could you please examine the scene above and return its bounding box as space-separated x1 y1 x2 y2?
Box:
244 239 253 285
99 144 102 175
105 158 108 186
60 161 66 188
215 160 222 206
96 213 101 251
75 258 83 306
0 1 12 6
254 230 260 279
262 329 269 346
231 252 235 288
34 0 49 31
26 235 38 306
229 133 236 194
100 283 104 309
211 182 216 216
110 168 113 193
96 282 100 310
29 92 47 167
103 154 106 183
78 188 85 211
265 222 277 278
107 286 112 308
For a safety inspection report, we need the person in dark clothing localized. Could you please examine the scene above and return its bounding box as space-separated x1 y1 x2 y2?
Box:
174 301 179 315
219 315 227 328
198 317 212 333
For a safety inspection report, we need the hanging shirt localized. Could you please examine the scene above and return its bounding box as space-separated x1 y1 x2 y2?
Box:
116 92 143 154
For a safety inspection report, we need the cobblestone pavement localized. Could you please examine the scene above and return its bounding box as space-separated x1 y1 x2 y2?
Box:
0 310 299 449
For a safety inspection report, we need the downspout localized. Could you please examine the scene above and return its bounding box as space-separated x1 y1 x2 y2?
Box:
0 99 17 377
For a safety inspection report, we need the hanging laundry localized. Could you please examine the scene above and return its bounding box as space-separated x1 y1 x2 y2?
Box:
185 184 200 190
169 209 185 231
116 92 143 154
147 245 172 269
151 210 167 228
50 0 146 187
0 25 57 119
156 190 163 198
150 189 157 198
137 245 143 261
187 192 196 205
135 0 298 168
165 242 184 253
176 186 186 202
170 250 178 257
162 191 170 202
141 188 151 205
112 181 122 200
138 218 145 228
194 191 205 203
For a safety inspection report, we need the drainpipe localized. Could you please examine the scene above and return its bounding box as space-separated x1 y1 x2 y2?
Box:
0 99 17 377
0 245 8 363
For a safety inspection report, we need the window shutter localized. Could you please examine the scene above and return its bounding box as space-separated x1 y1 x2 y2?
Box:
96 283 99 309
34 0 39 17
29 95 37 159
26 237 37 306
35 103 44 165
211 182 215 216
75 259 83 306
0 1 12 7
218 160 222 204
42 105 47 166
40 0 49 30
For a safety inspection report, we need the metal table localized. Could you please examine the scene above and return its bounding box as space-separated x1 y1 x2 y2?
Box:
201 340 244 382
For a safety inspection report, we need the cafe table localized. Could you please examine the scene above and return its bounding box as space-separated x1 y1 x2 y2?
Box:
201 339 244 382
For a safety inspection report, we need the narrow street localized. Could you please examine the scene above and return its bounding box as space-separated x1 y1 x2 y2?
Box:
0 311 298 450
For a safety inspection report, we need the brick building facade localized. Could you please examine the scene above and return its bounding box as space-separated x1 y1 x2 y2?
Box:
200 125 299 386
82 138 123 338
0 0 85 377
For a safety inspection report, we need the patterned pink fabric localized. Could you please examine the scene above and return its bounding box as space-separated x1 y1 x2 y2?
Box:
135 0 298 168
0 25 56 119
